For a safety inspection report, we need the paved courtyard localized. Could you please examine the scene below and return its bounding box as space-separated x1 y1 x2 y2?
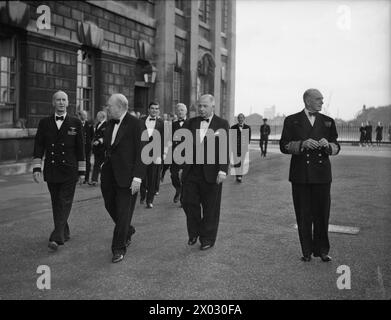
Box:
0 144 390 299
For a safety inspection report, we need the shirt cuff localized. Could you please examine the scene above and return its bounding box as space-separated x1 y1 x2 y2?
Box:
218 171 227 176
133 177 142 183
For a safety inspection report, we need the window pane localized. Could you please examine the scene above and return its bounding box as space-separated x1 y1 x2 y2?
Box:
1 73 8 87
10 74 15 87
0 57 8 71
9 89 14 102
77 61 81 74
0 87 8 102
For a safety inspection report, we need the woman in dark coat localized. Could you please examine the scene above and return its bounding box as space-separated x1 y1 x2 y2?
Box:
375 122 383 146
359 122 366 147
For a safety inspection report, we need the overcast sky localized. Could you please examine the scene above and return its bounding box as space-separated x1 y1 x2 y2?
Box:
235 0 391 120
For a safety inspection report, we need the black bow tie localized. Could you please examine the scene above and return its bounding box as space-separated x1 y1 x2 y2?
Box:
238 124 243 127
55 116 64 121
178 119 184 123
111 119 120 125
202 118 210 123
308 112 317 117
149 118 156 121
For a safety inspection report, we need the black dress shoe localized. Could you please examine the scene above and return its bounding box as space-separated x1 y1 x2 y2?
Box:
48 241 59 252
140 198 145 205
320 254 332 262
112 253 124 263
301 255 311 262
200 243 214 251
188 237 197 245
146 203 153 209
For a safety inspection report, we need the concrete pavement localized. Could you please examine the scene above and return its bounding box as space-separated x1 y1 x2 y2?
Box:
0 148 390 299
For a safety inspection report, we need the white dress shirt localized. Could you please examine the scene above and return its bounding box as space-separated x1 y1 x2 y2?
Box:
304 108 316 126
200 114 214 143
55 113 66 130
145 115 157 138
111 111 127 145
97 120 105 130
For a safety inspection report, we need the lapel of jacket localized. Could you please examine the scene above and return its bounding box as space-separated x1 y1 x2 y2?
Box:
112 113 129 148
49 114 58 135
299 110 314 136
105 120 115 149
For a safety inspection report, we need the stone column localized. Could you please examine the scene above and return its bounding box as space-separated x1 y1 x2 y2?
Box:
211 0 222 116
187 0 200 117
227 0 236 125
155 0 176 114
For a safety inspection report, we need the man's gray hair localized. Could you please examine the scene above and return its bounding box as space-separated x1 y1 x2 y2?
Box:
176 103 187 110
52 90 68 102
303 88 320 103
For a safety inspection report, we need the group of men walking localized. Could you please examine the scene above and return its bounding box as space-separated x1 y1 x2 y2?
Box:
32 88 340 264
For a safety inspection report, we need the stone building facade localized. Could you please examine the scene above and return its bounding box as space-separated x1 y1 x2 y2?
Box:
0 0 236 163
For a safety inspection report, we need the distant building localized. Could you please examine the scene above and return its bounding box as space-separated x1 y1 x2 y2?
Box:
263 105 276 119
0 0 236 162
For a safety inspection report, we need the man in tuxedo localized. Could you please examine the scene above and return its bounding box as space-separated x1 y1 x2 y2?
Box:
170 103 188 204
280 88 340 262
181 94 230 250
231 113 251 182
101 94 146 263
77 110 94 183
32 90 86 251
90 111 107 186
260 118 271 157
140 102 165 208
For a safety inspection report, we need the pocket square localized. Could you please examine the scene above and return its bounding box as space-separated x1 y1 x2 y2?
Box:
324 121 332 128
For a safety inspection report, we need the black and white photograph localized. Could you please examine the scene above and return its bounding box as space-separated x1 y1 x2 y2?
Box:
0 0 390 305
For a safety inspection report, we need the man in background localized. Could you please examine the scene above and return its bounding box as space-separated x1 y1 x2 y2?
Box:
77 110 94 183
140 102 166 208
260 118 271 157
170 103 188 204
90 110 107 186
231 113 251 182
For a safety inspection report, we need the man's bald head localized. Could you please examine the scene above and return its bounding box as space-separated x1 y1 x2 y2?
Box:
198 94 215 119
106 93 128 120
303 88 323 112
109 93 129 111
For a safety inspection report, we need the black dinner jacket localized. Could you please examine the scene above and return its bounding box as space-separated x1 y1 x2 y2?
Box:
182 115 230 184
172 119 189 147
103 113 146 188
92 121 107 155
81 120 94 153
33 114 85 183
279 110 339 184
260 124 271 139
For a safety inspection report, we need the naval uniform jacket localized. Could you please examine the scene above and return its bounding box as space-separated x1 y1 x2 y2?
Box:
33 114 86 183
279 110 340 184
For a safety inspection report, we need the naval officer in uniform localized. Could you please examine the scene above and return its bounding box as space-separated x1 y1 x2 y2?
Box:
280 88 340 262
32 90 86 251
